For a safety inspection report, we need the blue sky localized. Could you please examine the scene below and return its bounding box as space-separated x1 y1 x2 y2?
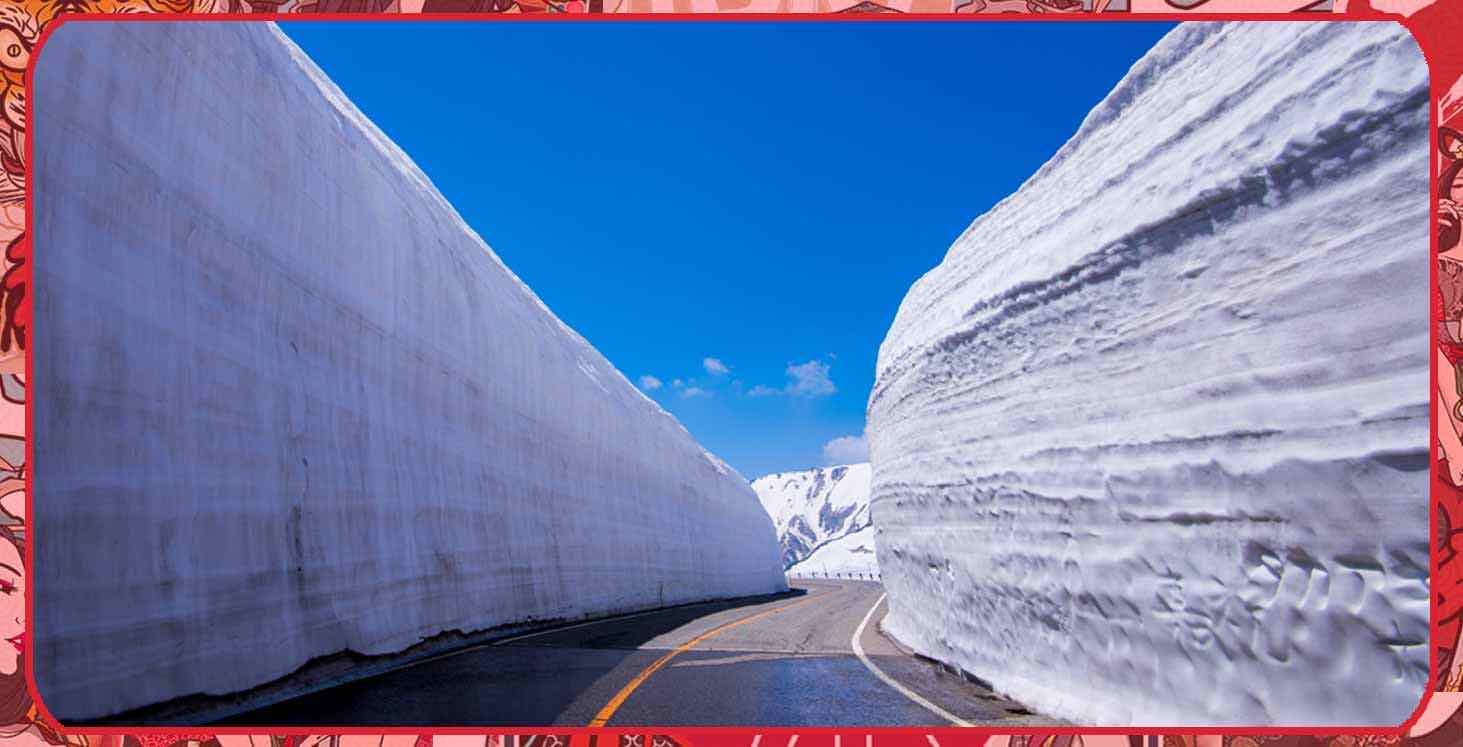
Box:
282 21 1175 480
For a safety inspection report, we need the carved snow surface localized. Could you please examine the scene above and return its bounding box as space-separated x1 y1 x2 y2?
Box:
868 22 1429 726
31 22 785 720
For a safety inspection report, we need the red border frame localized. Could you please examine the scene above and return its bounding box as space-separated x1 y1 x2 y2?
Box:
15 7 1460 737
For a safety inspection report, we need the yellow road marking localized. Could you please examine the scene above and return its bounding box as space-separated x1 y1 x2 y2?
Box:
588 592 823 726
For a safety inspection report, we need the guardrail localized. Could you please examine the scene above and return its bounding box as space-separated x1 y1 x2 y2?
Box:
785 570 881 581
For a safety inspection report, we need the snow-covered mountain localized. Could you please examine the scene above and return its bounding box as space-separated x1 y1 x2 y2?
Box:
788 525 879 577
753 463 874 572
869 22 1428 726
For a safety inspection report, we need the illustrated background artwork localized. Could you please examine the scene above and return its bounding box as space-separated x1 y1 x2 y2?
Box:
1 0 1459 743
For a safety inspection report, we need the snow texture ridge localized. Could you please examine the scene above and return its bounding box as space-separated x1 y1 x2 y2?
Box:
752 463 874 570
31 22 785 720
868 22 1429 726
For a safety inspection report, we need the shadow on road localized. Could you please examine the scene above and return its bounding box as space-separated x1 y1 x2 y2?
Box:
211 587 810 727
508 588 808 651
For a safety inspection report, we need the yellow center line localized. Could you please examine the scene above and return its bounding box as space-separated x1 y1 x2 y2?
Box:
588 590 825 726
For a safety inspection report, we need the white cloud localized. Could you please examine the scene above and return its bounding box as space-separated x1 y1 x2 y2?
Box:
823 432 869 465
672 379 685 389
785 360 836 397
681 386 710 398
745 359 837 398
638 375 663 391
703 357 731 376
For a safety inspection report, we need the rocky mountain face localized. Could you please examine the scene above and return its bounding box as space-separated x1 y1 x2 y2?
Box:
753 463 872 570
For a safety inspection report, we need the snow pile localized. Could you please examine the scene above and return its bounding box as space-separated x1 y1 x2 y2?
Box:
868 22 1429 726
31 22 785 721
753 463 874 571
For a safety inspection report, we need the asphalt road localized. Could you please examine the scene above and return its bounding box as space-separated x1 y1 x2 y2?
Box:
224 580 1053 727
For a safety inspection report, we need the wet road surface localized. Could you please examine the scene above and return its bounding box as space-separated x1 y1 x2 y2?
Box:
223 581 1053 727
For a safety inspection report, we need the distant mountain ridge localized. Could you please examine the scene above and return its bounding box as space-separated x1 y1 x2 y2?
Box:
752 463 873 571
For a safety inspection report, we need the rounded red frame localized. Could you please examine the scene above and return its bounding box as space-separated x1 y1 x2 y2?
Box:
13 4 1463 741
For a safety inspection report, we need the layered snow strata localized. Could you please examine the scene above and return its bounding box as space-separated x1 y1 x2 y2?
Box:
31 22 785 720
753 463 873 568
868 22 1430 726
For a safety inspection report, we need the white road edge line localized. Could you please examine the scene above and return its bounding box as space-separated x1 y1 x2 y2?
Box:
850 592 972 727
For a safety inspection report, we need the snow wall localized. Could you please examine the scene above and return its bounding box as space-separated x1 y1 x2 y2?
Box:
868 22 1430 726
31 22 786 721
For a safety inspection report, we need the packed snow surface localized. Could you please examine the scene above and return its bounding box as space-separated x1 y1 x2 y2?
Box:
869 22 1429 726
32 22 784 720
753 464 874 569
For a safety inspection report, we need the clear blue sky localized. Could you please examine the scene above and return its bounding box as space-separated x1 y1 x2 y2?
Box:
281 21 1175 481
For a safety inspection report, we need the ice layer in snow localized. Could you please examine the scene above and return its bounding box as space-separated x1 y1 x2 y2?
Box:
868 22 1430 726
31 22 785 720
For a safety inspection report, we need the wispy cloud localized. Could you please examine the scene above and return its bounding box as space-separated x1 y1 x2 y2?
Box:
785 360 836 397
638 375 663 391
746 359 837 399
823 431 869 465
703 357 731 376
681 386 710 399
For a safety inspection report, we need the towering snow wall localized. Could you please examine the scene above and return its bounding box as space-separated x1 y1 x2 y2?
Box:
869 22 1430 726
31 22 785 721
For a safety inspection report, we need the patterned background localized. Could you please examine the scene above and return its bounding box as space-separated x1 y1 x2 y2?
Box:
0 0 1458 744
